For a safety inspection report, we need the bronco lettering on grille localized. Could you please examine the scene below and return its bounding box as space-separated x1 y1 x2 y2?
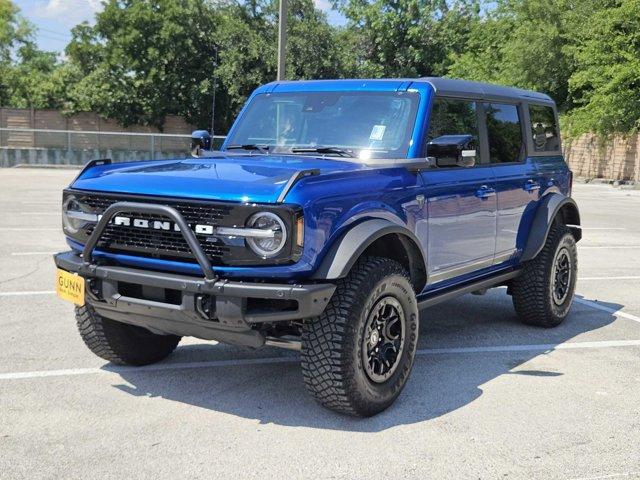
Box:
97 215 216 235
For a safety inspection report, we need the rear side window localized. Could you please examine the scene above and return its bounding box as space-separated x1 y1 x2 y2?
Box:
529 104 560 152
485 103 525 164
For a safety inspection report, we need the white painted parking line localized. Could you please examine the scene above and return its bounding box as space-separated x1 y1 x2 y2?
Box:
10 252 58 256
580 276 640 281
571 471 640 480
579 245 640 249
575 298 640 324
421 339 640 354
0 290 55 297
20 212 60 216
2 339 640 381
0 228 60 232
0 357 296 380
579 227 627 230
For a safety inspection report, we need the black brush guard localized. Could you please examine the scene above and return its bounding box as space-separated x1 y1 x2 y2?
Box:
55 202 335 348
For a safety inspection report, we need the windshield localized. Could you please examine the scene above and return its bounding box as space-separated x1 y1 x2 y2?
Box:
226 91 420 160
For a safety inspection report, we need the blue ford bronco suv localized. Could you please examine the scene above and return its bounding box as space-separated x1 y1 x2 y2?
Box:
54 78 581 417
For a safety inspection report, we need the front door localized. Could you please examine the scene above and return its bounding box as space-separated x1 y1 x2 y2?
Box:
420 97 497 285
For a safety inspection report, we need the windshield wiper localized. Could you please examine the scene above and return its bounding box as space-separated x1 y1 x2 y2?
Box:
291 146 355 158
226 144 270 154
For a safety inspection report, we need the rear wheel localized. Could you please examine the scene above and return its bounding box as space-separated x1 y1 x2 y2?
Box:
511 223 578 327
301 256 419 417
76 305 181 365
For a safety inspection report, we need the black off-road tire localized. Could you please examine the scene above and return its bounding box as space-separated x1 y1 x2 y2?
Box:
511 223 578 327
301 256 419 417
76 305 181 365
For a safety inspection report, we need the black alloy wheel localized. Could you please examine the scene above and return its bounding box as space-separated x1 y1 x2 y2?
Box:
362 296 406 383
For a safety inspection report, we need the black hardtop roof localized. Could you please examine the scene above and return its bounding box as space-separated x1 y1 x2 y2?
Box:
420 77 554 104
265 77 555 105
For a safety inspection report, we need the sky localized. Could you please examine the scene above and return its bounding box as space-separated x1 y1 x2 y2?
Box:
13 0 345 54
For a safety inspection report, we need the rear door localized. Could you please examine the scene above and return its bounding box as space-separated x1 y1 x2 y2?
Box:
484 102 539 264
420 97 497 285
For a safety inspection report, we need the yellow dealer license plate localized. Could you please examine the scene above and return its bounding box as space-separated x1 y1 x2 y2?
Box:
55 269 85 306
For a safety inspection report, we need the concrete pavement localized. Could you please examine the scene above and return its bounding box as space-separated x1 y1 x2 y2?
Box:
1 169 639 479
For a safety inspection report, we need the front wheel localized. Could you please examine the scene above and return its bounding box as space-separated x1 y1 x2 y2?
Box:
301 256 419 417
511 223 578 327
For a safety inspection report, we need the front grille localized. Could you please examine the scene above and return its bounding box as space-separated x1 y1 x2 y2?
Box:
86 214 231 263
78 193 234 263
67 191 296 266
80 195 232 225
64 190 302 266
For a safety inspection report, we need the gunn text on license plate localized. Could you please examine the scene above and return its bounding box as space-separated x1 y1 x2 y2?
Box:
55 268 85 306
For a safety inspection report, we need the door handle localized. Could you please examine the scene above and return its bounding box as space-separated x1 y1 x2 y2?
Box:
524 180 541 192
475 185 496 199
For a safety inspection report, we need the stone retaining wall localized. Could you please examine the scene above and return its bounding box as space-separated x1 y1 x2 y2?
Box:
564 133 640 182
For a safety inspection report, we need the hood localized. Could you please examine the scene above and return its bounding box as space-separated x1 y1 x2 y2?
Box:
71 154 362 203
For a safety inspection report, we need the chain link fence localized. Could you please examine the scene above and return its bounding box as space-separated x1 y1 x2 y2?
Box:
0 128 226 167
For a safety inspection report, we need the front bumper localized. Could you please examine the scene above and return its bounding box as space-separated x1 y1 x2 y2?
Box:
55 251 335 348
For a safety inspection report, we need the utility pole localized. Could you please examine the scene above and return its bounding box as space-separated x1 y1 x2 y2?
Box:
210 48 218 136
277 0 287 81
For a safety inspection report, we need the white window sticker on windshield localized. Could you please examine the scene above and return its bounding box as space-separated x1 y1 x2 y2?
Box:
369 125 386 141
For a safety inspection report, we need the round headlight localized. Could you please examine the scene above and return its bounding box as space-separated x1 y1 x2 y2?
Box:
245 212 287 258
62 195 83 234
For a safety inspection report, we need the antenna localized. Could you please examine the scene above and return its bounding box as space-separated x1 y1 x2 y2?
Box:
210 47 218 136
277 0 287 80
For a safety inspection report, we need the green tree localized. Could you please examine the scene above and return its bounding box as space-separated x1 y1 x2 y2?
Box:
0 0 32 105
5 43 68 108
448 0 574 111
336 0 481 77
65 0 346 132
564 0 640 135
215 0 347 122
65 0 220 129
448 0 640 136
0 0 68 108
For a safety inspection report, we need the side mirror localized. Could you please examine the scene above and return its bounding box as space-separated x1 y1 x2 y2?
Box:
427 134 477 168
191 130 212 157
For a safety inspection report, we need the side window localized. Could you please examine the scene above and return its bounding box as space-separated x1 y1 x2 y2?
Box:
427 98 479 144
529 104 560 152
485 103 525 164
426 98 479 167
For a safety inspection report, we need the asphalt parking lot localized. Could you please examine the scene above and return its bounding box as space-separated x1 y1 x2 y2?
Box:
1 168 639 480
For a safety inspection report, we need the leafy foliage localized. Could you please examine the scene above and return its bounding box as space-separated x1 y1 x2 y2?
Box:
0 0 67 108
447 0 640 136
63 0 346 131
336 0 481 77
448 0 574 110
564 0 640 135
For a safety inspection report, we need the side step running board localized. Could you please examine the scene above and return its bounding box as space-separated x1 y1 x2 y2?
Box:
418 270 520 309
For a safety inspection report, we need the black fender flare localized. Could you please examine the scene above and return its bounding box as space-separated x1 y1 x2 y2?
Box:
521 194 581 262
312 218 427 284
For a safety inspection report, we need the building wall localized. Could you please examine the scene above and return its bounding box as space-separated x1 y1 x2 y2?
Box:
0 108 195 149
564 133 640 182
